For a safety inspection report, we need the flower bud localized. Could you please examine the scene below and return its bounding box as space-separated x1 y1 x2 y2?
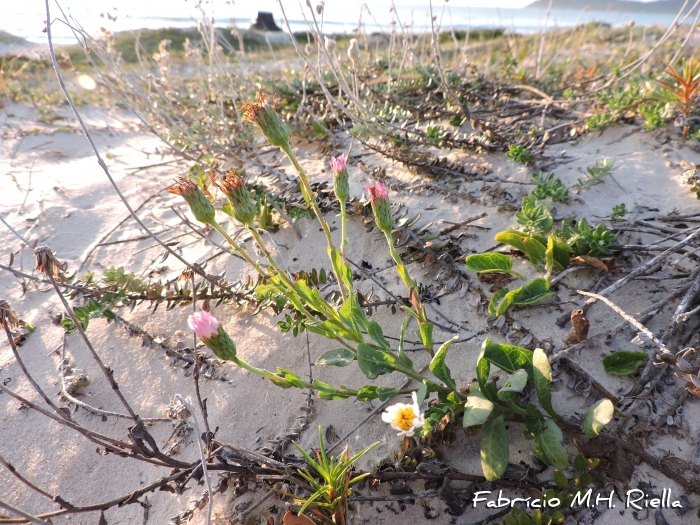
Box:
324 36 336 52
168 177 216 225
330 154 349 201
348 38 360 61
211 169 257 227
366 181 393 234
241 88 291 149
188 311 237 361
34 246 66 278
0 300 20 330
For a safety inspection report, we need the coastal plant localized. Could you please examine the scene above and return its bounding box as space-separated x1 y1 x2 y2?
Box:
531 172 569 204
288 426 378 525
516 195 554 235
491 454 600 525
656 58 700 138
462 340 569 480
640 101 670 131
572 159 616 192
585 112 614 132
559 217 615 256
506 144 534 164
610 203 628 221
169 89 613 482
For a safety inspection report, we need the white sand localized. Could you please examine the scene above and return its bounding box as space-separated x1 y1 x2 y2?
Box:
2 100 700 524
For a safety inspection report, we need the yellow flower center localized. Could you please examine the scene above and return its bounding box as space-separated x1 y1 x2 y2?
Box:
395 407 416 431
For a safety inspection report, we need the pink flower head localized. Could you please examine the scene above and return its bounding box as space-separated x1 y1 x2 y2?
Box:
188 310 219 340
330 154 347 174
365 180 388 204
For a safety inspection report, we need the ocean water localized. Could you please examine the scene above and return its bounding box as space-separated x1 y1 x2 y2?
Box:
3 1 691 46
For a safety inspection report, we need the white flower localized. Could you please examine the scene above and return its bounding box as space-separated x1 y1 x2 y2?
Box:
381 392 425 437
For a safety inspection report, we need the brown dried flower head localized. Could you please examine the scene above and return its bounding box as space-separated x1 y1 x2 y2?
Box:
168 177 216 225
0 300 20 330
34 246 66 278
240 88 290 149
210 169 257 226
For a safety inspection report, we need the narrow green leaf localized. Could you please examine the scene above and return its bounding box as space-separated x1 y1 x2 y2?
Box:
465 253 524 279
415 382 428 406
545 234 555 278
535 419 568 470
480 415 509 481
419 322 434 350
430 336 458 390
488 287 513 317
583 399 614 438
483 343 533 376
602 351 648 375
533 348 560 419
376 387 400 401
395 263 415 290
397 316 413 368
316 348 356 367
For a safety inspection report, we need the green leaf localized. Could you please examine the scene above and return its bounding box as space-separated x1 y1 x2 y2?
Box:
357 343 398 379
495 231 547 264
395 263 415 290
476 339 492 390
483 343 533 376
535 419 568 470
429 336 458 390
316 348 356 367
465 253 524 279
545 234 555 278
553 470 569 489
397 316 413 368
533 348 560 419
488 287 513 317
583 399 614 438
463 385 495 427
602 351 648 375
480 415 509 480
497 369 529 398
419 322 434 350
367 321 390 351
377 387 400 401
509 278 556 306
574 453 587 471
356 386 379 401
415 382 428 406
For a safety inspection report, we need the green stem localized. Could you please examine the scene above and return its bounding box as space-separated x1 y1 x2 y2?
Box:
280 144 348 301
248 227 294 286
210 220 262 274
340 199 348 264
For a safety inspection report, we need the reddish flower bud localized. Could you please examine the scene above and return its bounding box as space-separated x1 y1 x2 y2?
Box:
366 181 392 234
210 169 258 227
169 177 216 225
240 88 290 149
188 310 237 361
330 154 349 201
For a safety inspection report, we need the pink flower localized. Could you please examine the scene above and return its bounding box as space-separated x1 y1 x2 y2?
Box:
330 154 347 173
188 311 219 339
365 180 388 204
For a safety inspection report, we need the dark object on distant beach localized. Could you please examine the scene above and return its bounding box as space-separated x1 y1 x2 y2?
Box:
251 12 282 32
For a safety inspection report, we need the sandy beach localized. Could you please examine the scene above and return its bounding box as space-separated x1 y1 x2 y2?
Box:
2 12 700 525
